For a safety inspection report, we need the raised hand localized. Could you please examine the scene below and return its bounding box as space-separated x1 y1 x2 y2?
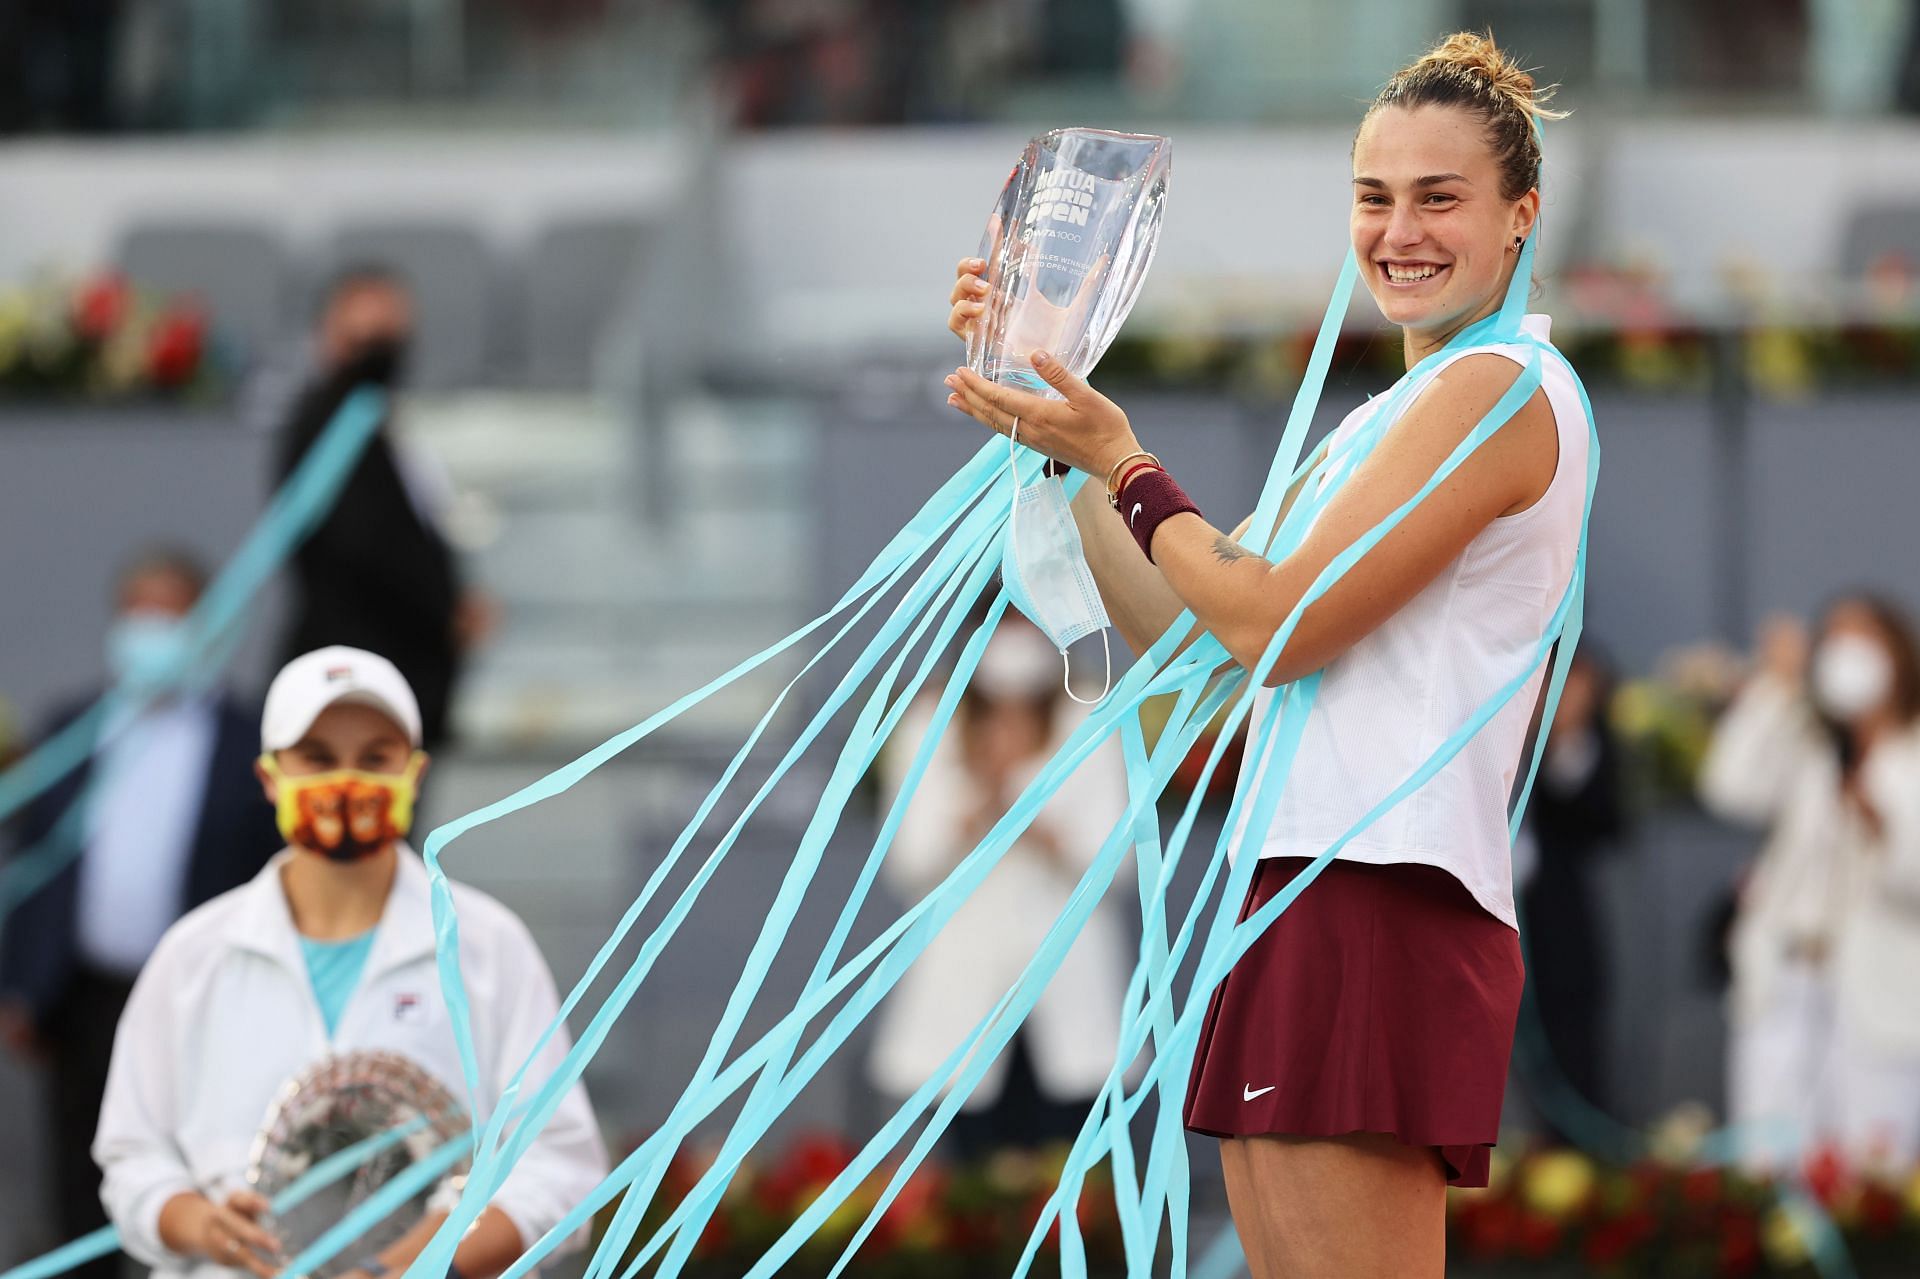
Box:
944 350 1142 481
947 256 990 343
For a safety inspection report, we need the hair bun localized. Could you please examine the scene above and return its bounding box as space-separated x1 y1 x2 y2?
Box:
1370 31 1566 199
1409 30 1562 121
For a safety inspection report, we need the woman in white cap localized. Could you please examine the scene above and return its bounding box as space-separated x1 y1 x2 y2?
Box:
866 615 1133 1157
92 646 608 1279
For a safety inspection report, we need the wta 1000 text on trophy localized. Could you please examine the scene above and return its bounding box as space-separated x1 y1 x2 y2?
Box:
967 128 1171 396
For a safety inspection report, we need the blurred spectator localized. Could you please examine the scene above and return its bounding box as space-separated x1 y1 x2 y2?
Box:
709 0 884 126
1899 0 1920 113
0 549 281 1276
1518 647 1626 1130
1034 0 1124 77
710 0 1181 126
1699 598 1920 1176
276 267 489 751
0 0 125 133
867 617 1132 1158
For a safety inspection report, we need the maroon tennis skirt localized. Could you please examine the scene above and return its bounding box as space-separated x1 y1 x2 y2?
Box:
1183 855 1523 1187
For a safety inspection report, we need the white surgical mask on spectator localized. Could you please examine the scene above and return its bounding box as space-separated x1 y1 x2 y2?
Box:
1812 633 1894 720
105 611 192 696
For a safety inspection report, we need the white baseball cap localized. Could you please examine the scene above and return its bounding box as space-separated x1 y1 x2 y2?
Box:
261 646 423 752
973 620 1060 701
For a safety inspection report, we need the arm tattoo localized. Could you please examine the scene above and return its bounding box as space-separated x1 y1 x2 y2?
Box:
1211 535 1263 567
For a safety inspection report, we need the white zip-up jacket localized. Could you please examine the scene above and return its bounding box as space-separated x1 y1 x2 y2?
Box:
93 847 609 1276
1699 674 1920 1053
865 697 1134 1106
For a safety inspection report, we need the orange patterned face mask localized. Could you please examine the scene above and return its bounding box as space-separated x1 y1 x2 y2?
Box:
258 754 424 862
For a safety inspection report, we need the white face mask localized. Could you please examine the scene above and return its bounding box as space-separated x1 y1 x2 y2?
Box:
1812 633 1894 720
999 425 1112 704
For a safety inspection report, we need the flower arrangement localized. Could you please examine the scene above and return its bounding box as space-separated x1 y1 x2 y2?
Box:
590 1133 1129 1278
0 271 225 402
1448 1143 1920 1277
1608 642 1746 808
589 1128 1920 1276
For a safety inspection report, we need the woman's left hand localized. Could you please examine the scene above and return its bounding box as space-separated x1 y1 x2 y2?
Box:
945 352 1143 480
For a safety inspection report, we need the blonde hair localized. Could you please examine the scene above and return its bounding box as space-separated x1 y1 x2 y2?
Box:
1367 32 1566 201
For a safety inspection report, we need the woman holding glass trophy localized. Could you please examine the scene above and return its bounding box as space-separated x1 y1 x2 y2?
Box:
944 33 1586 1279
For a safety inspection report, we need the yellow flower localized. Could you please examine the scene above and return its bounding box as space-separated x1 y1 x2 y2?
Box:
1649 1102 1716 1165
1521 1150 1597 1219
1761 1203 1812 1267
1610 681 1661 738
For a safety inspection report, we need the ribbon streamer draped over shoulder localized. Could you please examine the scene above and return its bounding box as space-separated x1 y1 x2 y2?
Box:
373 227 1627 1279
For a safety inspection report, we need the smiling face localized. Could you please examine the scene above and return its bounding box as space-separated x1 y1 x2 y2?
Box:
1351 104 1539 352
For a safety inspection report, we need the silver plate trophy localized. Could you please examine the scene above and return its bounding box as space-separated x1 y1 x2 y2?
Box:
966 127 1171 395
246 1051 469 1277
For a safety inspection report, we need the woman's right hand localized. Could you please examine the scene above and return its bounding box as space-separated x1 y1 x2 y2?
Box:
947 256 989 342
1757 615 1810 686
158 1190 283 1278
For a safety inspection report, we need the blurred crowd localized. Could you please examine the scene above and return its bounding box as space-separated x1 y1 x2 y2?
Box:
7 0 1920 133
2 267 1919 1277
0 251 665 1279
864 598 1920 1185
706 0 1181 127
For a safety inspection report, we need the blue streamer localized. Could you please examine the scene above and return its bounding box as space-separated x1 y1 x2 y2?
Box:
0 1117 450 1279
0 389 387 882
368 196 1850 1279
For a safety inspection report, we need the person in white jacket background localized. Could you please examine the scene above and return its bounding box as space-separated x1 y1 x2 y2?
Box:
92 646 608 1279
865 617 1133 1158
1699 596 1920 1177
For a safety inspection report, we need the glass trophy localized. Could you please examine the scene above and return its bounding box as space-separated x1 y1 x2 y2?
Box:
966 128 1171 396
246 1051 469 1277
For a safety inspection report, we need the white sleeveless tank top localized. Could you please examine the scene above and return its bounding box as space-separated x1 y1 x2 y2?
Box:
1231 314 1589 930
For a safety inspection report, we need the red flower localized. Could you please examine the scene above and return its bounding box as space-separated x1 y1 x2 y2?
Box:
1018 1189 1061 1251
1717 1216 1761 1277
1681 1166 1724 1208
1624 1160 1666 1201
948 1207 1001 1254
754 1130 858 1215
1173 728 1244 800
1856 1180 1903 1236
1583 1211 1655 1267
1458 1199 1521 1258
1512 1210 1562 1259
72 274 131 341
660 1149 710 1202
871 1165 949 1252
146 304 206 387
693 1212 730 1259
1802 1146 1849 1207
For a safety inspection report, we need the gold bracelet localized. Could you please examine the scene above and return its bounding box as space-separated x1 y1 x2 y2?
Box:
1105 450 1160 506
